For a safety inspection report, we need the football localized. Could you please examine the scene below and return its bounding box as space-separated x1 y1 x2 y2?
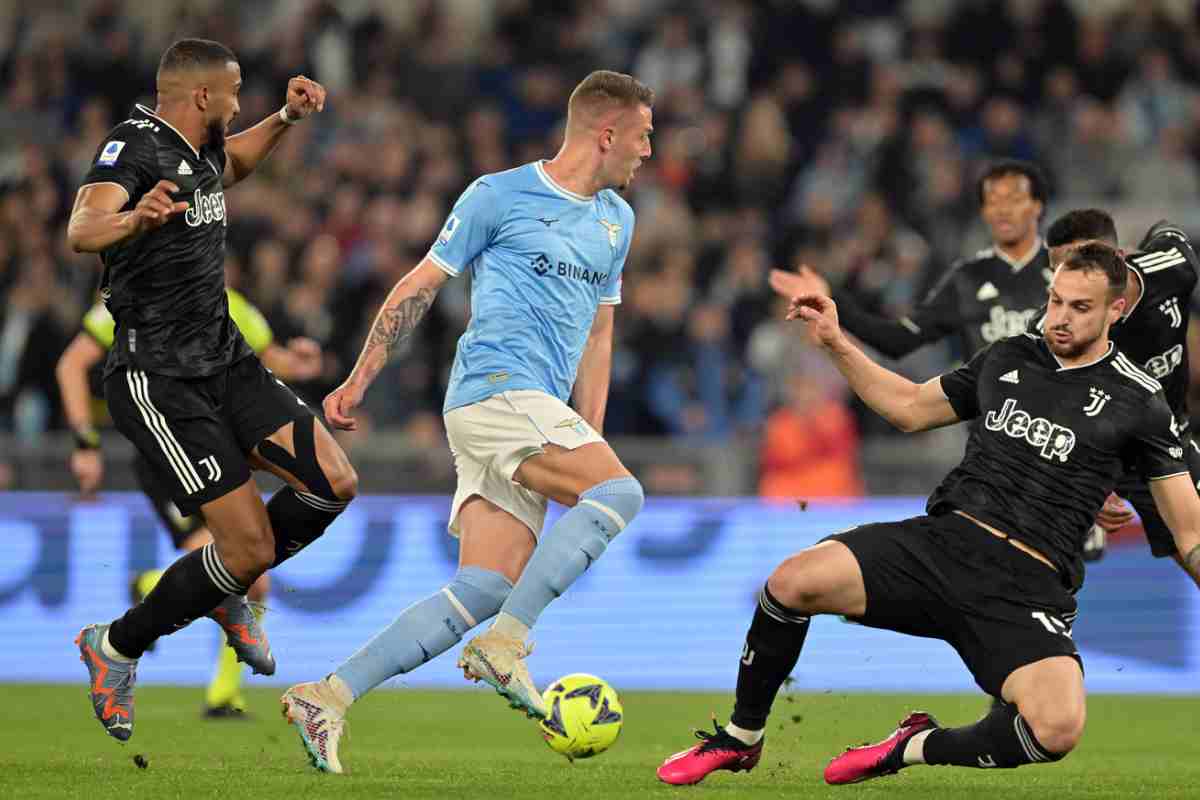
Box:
538 673 624 761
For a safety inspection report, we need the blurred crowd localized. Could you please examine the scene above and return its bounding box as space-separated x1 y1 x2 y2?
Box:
5 0 1200 497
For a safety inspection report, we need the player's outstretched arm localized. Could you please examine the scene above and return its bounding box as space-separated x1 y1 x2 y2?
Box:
1148 474 1200 585
67 181 188 252
573 305 614 434
789 293 959 433
223 75 325 188
55 332 106 493
323 258 449 430
770 267 936 359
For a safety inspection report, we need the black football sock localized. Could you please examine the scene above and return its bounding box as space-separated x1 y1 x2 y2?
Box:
924 700 1063 767
108 543 244 658
729 585 812 732
266 486 348 566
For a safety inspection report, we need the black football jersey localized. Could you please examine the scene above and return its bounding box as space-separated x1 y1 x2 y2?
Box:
79 104 251 378
1030 222 1200 432
835 244 1053 360
903 244 1053 357
931 333 1188 590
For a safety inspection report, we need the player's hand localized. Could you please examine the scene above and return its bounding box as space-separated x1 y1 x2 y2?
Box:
286 337 324 381
70 449 104 497
769 266 830 300
786 293 843 348
1095 492 1134 533
129 180 188 233
284 75 326 121
324 381 364 431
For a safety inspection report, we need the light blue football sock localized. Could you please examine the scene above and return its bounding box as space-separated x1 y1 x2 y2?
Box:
334 566 511 699
499 477 644 629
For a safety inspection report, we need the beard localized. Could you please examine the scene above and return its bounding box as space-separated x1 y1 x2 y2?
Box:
206 116 227 150
1045 327 1100 359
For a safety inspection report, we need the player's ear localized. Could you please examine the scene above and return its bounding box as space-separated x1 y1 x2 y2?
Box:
195 85 209 112
599 127 615 153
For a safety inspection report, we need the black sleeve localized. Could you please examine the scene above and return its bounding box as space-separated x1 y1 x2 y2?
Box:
832 270 958 360
1124 392 1190 481
1025 303 1048 335
937 341 993 421
79 128 158 206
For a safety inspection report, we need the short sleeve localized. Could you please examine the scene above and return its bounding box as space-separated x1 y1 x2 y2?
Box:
600 206 633 306
426 177 502 277
1126 392 1190 481
938 342 993 421
226 289 273 354
81 303 116 349
80 129 157 205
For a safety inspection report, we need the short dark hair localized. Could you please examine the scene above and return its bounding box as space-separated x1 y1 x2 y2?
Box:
158 38 237 77
1059 241 1127 301
567 70 655 125
976 159 1048 208
1045 208 1119 248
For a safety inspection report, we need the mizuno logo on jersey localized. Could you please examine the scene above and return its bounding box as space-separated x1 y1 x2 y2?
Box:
999 369 1020 384
976 282 998 301
183 188 226 228
1083 387 1111 417
1159 297 1182 328
985 398 1076 462
177 159 193 175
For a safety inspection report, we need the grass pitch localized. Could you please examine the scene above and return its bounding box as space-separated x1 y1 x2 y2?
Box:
2 685 1197 798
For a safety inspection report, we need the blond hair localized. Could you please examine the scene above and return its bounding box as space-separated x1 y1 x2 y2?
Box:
567 70 654 128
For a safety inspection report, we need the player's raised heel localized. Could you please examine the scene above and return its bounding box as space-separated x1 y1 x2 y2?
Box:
76 623 138 742
824 711 940 785
458 630 548 719
657 720 763 785
281 682 347 774
208 595 275 675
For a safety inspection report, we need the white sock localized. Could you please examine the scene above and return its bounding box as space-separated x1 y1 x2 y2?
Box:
101 628 136 663
491 611 530 642
323 674 355 715
903 729 933 765
725 722 764 746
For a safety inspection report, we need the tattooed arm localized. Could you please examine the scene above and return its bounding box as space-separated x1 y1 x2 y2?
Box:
323 259 450 430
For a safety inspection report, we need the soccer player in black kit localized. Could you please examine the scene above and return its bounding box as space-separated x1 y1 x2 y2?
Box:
657 242 1200 786
769 161 1128 556
66 39 358 742
1037 210 1200 588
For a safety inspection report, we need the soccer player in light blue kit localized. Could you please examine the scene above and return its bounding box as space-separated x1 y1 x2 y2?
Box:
280 70 654 773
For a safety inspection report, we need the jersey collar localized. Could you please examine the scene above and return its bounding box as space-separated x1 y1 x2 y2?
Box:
134 104 200 159
1041 338 1115 372
996 239 1044 273
534 160 595 204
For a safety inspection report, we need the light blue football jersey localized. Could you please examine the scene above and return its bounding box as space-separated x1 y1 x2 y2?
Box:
429 161 635 413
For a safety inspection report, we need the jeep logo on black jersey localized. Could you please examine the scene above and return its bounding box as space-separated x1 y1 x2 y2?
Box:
183 188 226 228
981 306 1038 344
1146 343 1184 379
984 398 1076 462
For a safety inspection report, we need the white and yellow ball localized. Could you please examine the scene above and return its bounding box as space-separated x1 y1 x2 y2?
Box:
538 673 624 760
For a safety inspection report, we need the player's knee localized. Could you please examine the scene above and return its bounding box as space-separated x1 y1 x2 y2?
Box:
578 476 643 539
766 556 825 613
1023 705 1085 757
446 566 513 628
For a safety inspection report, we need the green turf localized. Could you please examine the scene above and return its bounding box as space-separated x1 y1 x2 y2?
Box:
2 685 1197 798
